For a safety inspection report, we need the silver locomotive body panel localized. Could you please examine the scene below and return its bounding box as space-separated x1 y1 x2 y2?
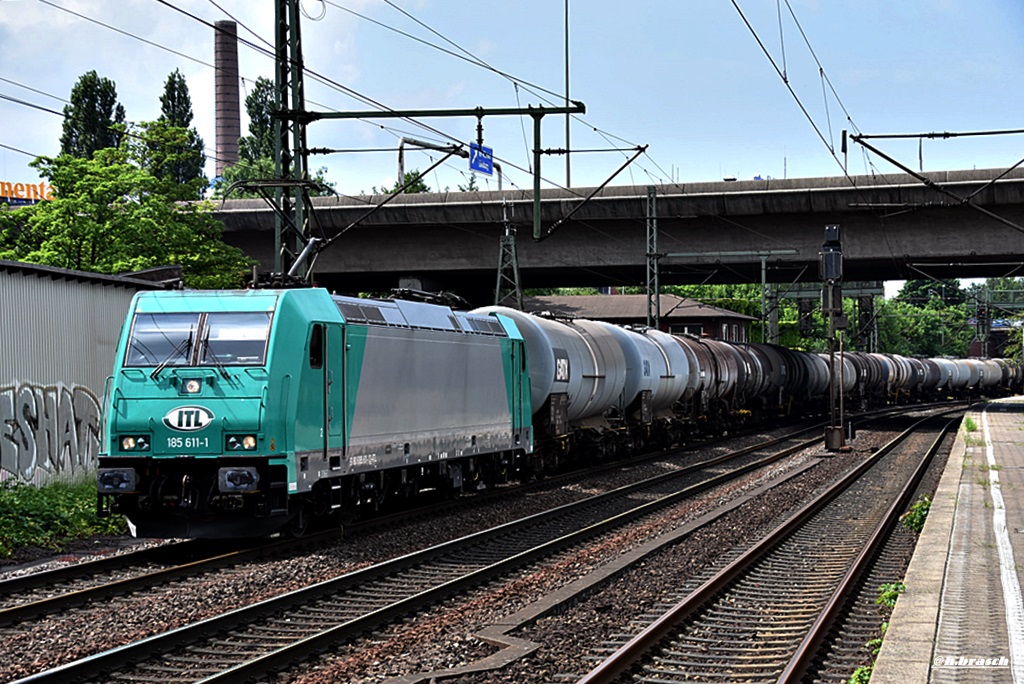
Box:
345 323 526 473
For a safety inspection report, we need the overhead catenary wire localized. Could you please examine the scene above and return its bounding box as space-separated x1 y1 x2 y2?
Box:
155 0 614 198
851 134 1024 237
0 141 40 158
329 0 566 103
330 0 670 184
40 0 218 72
729 0 934 281
781 0 861 136
1 0 923 296
0 89 240 171
731 0 840 161
51 0 657 201
5 1 472 189
0 76 70 106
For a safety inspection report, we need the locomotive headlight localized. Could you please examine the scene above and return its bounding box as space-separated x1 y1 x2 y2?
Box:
120 435 150 451
226 434 258 451
183 379 202 394
98 468 138 493
218 467 259 492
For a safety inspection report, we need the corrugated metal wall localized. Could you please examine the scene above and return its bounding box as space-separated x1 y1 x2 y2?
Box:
0 267 144 486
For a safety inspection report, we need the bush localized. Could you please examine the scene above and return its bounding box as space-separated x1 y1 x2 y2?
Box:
0 479 127 558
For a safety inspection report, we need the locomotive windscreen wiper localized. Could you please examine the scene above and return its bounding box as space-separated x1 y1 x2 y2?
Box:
151 328 193 379
201 328 231 380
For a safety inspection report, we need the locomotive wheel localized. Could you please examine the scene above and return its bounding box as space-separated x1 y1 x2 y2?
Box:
336 498 359 537
288 501 310 538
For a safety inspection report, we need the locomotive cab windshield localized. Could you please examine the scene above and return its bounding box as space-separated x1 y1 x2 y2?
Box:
126 312 272 369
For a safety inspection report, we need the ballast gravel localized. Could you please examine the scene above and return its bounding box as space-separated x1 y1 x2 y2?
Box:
0 425 898 683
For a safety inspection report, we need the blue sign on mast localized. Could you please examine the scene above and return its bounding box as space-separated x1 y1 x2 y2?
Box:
469 143 494 175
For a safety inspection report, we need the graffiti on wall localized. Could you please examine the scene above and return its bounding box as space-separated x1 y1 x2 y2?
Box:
0 382 102 482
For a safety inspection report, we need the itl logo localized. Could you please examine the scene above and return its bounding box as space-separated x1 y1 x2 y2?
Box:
163 406 214 432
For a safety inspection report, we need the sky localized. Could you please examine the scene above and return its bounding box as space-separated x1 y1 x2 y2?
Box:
2 0 1023 296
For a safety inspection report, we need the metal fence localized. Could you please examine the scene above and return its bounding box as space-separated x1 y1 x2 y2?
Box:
0 261 157 487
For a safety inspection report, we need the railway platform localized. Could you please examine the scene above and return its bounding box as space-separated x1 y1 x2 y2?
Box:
872 397 1024 683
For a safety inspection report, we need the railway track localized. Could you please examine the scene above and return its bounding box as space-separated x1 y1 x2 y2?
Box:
574 411 959 684
805 426 954 682
0 421 821 632
0 540 236 621
11 424 832 684
0 536 327 627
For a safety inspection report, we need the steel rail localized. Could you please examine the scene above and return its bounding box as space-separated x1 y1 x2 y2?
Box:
575 409 959 684
192 433 827 683
0 540 206 595
0 542 270 626
0 419 823 632
776 415 959 682
13 429 824 684
0 531 356 627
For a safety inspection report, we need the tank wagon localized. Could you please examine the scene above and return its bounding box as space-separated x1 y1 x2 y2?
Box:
98 289 1020 538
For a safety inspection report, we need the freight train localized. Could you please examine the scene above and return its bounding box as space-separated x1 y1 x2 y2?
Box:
96 288 1020 538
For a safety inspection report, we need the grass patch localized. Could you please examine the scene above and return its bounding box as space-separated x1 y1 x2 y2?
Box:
900 495 931 534
964 416 978 432
875 582 906 611
848 585 905 682
849 665 872 683
0 479 127 558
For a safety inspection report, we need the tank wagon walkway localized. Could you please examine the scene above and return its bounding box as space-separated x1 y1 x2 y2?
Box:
873 398 1024 683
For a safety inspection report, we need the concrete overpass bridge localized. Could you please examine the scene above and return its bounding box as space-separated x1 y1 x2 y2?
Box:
214 168 1024 305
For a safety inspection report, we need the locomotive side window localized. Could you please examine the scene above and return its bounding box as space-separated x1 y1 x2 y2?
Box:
126 313 200 367
200 313 272 366
309 324 323 369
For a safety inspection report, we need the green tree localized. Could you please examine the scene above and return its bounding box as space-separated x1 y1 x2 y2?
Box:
458 174 480 192
152 69 206 193
896 279 964 305
213 76 333 199
209 160 334 199
0 146 252 289
968 277 1024 294
159 68 196 129
130 120 206 201
964 277 1024 312
876 297 972 357
392 170 431 194
239 76 276 163
211 156 275 197
60 71 126 158
370 170 432 195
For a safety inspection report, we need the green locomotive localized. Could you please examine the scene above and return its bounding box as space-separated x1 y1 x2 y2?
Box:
97 289 533 537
